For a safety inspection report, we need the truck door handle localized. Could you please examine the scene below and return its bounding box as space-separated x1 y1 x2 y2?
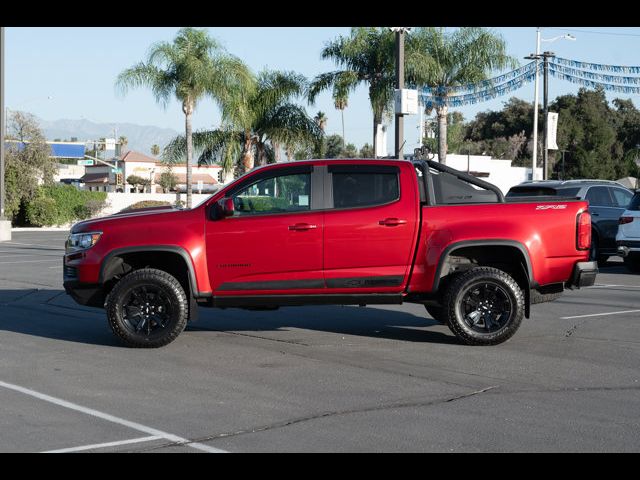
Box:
379 218 407 227
591 213 599 217
288 223 317 231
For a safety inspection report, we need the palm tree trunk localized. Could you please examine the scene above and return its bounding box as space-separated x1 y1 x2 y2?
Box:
341 108 345 150
372 112 383 159
273 141 281 162
184 101 194 208
242 132 254 171
436 104 448 165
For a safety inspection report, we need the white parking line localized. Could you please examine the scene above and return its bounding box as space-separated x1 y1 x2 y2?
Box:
587 284 640 289
561 309 640 320
0 380 227 453
0 259 60 264
43 435 162 453
5 242 65 249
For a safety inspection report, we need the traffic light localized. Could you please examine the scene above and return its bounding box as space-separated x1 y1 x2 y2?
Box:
116 173 123 185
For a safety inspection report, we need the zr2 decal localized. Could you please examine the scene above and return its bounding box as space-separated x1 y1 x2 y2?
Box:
536 204 568 210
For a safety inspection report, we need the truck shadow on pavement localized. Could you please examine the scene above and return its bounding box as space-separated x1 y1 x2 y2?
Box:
0 289 458 346
188 305 459 345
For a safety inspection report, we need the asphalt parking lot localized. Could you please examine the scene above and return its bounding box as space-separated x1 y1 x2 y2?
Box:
1 230 639 452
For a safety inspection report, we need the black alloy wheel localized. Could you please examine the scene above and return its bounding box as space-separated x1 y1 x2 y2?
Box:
106 268 189 348
443 267 524 346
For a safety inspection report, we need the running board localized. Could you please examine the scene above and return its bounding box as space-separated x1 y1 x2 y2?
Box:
210 293 404 308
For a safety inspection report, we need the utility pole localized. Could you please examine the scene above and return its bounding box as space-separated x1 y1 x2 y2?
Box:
0 27 11 241
531 28 541 181
394 29 405 160
542 51 553 181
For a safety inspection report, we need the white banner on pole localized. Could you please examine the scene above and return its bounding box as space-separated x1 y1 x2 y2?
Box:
547 112 559 150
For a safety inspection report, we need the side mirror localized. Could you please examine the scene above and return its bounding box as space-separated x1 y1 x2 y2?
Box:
210 197 235 220
222 197 235 217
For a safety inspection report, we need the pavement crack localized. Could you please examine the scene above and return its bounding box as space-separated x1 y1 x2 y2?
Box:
0 289 39 306
125 385 499 452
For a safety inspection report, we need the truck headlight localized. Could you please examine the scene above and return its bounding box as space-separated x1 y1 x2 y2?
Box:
66 232 102 253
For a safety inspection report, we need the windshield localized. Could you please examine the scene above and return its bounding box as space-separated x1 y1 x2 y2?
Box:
629 193 640 211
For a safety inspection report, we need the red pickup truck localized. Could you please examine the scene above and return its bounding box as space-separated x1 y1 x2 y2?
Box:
64 159 597 348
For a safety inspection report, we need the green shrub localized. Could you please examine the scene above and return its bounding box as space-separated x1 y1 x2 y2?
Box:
120 200 172 212
23 184 108 226
25 195 60 227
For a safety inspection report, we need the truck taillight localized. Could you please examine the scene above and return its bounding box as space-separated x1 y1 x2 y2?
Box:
577 211 591 250
619 216 634 225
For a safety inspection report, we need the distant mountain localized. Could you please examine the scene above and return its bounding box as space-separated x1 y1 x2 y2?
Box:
36 117 180 155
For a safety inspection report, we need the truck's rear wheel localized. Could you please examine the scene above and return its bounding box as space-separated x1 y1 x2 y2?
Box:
106 268 188 348
443 267 524 346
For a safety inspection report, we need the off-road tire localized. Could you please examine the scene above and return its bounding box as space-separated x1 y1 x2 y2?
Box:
424 305 446 324
106 268 188 348
443 267 524 346
589 235 608 267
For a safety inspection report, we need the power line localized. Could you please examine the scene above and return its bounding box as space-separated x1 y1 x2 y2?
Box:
546 28 640 38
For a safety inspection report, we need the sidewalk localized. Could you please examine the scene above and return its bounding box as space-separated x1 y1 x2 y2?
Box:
12 227 71 232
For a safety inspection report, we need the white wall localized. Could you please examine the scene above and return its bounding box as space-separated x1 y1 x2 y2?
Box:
96 192 214 217
428 154 543 194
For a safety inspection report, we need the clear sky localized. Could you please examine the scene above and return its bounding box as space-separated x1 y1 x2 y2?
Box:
5 26 640 155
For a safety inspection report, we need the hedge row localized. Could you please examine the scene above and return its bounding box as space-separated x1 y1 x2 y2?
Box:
25 184 108 227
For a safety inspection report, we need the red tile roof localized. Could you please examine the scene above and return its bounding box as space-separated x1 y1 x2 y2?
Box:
154 173 218 184
120 150 158 163
81 173 110 183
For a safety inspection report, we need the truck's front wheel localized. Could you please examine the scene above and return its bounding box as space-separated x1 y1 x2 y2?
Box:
443 267 524 346
106 268 188 348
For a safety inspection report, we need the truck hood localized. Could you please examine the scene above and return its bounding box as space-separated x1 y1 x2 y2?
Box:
70 206 185 233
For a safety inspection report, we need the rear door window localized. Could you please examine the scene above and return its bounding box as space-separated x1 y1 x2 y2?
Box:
611 188 633 208
331 166 399 209
586 186 614 207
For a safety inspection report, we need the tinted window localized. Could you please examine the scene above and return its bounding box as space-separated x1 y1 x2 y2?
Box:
332 172 399 208
629 193 640 211
611 188 633 208
232 173 311 216
506 186 558 197
586 186 613 207
555 187 581 197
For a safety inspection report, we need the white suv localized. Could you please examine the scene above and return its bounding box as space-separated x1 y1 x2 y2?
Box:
617 190 640 273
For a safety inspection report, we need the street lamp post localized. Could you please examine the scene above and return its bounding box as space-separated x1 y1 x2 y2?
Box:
390 27 411 160
526 30 575 181
0 27 10 241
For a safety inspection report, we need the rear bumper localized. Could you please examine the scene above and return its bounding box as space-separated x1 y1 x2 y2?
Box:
565 261 598 289
617 240 640 257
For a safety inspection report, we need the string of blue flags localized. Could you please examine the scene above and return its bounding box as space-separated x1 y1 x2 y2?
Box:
418 56 640 109
554 57 640 74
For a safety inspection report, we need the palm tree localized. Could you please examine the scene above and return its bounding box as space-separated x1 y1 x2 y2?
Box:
314 111 327 132
314 111 328 157
334 92 348 151
408 27 517 164
116 27 252 207
308 28 395 158
119 135 129 155
150 144 160 156
164 69 323 179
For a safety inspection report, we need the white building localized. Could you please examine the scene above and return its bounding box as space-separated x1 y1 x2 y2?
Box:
80 150 224 193
406 153 542 195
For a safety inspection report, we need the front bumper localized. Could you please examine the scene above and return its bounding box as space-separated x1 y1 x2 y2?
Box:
63 280 105 308
565 261 598 290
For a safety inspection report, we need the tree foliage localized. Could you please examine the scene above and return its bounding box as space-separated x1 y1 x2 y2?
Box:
441 88 640 180
4 112 57 221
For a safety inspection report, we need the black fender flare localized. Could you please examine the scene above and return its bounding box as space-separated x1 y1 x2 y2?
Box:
98 245 205 298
